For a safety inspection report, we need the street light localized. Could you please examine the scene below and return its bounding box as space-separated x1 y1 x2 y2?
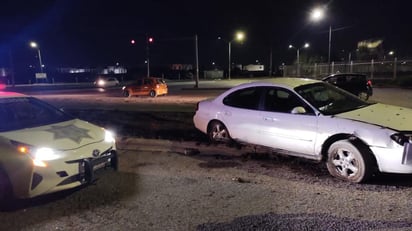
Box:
288 43 309 77
29 41 44 73
219 31 245 80
30 41 47 83
310 6 332 74
130 35 153 78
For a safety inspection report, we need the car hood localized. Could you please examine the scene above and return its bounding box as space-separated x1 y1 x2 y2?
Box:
1 119 105 150
336 103 412 131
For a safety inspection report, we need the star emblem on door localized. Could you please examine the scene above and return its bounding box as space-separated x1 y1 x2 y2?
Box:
45 124 92 143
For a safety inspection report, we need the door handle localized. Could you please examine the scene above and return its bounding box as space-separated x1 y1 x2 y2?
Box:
263 117 276 122
224 111 232 116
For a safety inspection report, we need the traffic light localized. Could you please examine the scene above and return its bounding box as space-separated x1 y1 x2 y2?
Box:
148 37 154 43
130 39 135 44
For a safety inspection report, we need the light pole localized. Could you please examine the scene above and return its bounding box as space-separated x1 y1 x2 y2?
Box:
289 43 309 77
228 40 231 79
30 41 44 73
194 34 199 88
146 35 154 78
30 41 47 83
310 6 332 74
219 31 245 80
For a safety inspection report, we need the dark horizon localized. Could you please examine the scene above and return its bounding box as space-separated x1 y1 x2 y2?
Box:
1 0 412 81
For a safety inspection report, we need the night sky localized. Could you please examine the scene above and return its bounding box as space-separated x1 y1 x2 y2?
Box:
1 0 411 74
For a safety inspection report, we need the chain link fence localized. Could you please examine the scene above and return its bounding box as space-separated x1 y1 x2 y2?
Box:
282 58 412 81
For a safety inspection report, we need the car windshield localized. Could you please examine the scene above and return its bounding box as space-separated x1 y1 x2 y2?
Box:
0 97 73 132
295 82 373 115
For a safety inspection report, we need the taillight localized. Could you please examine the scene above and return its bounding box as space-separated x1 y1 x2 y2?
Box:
367 80 372 86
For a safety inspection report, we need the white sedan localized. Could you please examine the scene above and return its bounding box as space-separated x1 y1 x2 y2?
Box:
0 92 117 202
193 78 412 183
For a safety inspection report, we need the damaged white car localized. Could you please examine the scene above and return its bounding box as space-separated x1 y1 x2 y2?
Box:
0 92 117 202
194 78 412 183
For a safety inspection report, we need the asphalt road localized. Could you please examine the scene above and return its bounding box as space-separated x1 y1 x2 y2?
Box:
8 78 412 105
10 78 412 111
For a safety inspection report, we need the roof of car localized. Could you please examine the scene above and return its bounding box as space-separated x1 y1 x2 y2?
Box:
212 78 321 102
140 77 163 80
0 91 26 98
240 77 320 89
97 76 118 79
323 73 367 78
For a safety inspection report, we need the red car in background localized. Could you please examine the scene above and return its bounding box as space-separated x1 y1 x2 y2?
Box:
122 77 168 97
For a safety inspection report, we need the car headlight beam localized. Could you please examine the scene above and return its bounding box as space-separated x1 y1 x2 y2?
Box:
105 130 116 143
98 80 105 86
34 147 59 161
11 140 59 167
32 147 60 167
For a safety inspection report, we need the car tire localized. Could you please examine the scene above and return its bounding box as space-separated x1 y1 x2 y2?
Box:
367 86 373 96
208 121 231 142
0 169 12 203
123 91 130 97
326 140 374 183
149 90 157 98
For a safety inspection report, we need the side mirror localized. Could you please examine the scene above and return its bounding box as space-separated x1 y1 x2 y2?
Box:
291 106 306 114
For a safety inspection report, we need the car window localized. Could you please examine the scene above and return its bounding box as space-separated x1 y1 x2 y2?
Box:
347 75 366 83
156 79 166 84
223 87 262 110
160 79 166 84
336 76 346 85
263 87 313 114
144 79 152 85
295 82 371 115
0 97 73 132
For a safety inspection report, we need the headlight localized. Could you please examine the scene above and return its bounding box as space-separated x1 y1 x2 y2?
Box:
105 130 116 143
32 148 60 167
11 140 59 167
33 148 59 161
391 132 412 145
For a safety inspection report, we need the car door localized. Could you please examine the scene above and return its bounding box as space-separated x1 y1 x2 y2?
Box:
257 87 319 156
219 87 264 144
129 79 143 95
141 78 153 95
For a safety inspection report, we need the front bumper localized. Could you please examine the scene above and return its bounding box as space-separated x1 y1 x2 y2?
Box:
15 148 117 199
66 149 118 185
401 143 412 165
372 144 412 174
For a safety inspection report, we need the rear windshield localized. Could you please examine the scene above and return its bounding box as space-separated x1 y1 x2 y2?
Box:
0 97 73 132
155 78 166 84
